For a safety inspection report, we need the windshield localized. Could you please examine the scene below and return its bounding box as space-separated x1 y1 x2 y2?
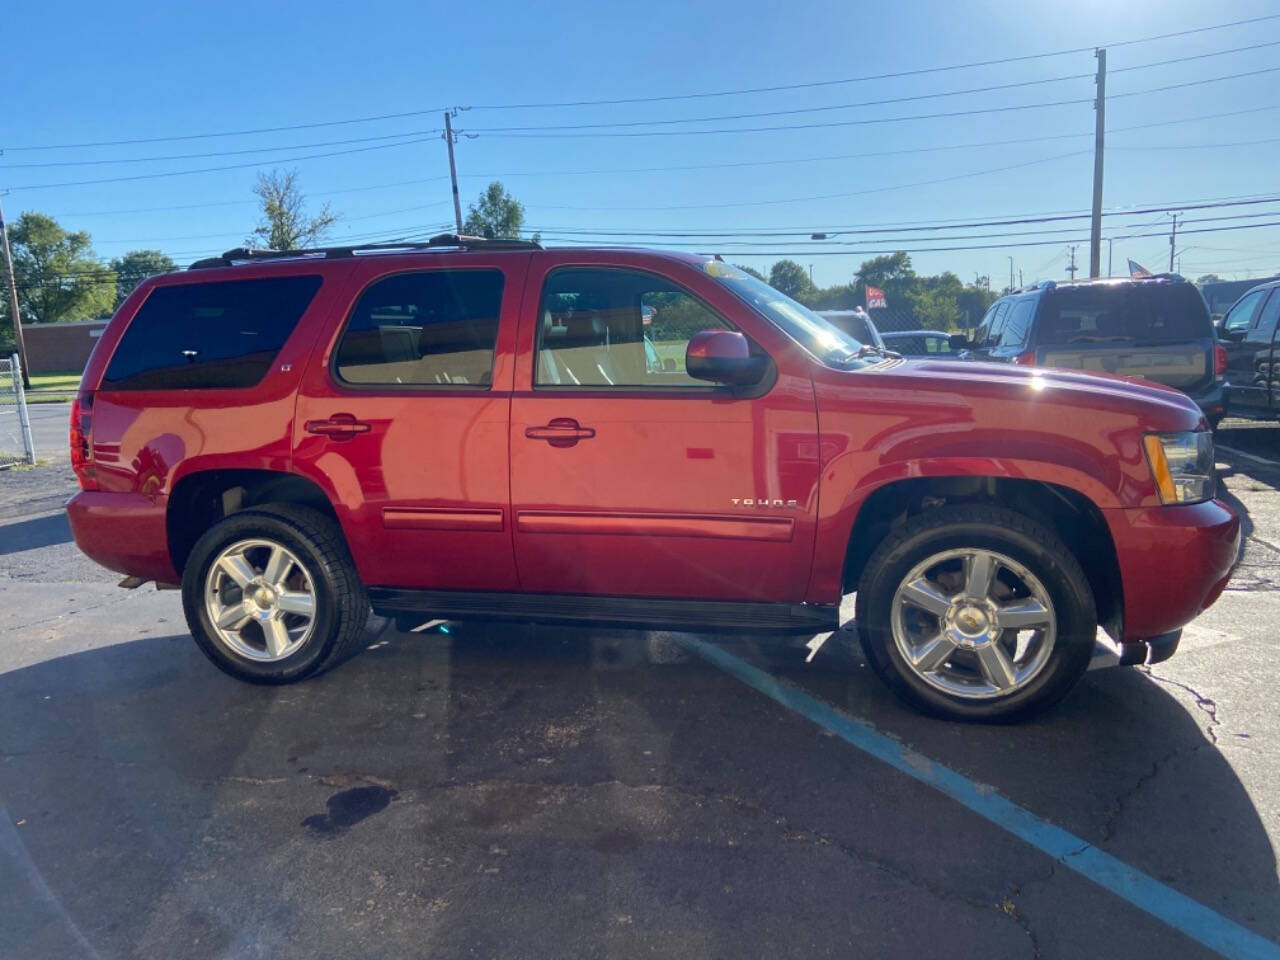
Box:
701 261 873 364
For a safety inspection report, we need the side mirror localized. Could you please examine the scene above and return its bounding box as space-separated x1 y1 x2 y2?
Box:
1220 326 1246 343
686 330 768 386
948 333 971 350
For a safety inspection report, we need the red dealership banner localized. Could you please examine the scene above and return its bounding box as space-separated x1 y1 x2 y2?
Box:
865 284 888 309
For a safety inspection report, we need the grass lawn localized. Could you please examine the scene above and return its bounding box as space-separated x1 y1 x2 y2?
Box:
25 371 82 402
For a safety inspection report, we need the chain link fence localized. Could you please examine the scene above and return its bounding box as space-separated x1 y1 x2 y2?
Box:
0 354 37 468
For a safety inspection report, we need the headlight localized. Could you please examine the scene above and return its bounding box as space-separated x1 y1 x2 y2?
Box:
1143 431 1215 504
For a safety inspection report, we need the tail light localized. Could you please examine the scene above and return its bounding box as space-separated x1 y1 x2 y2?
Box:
1214 343 1228 377
69 389 97 491
1013 350 1037 366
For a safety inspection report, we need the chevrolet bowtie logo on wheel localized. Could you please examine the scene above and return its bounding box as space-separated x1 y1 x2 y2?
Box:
731 498 799 508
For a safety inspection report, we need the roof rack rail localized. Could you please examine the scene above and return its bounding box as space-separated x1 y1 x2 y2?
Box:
188 233 541 270
1016 279 1056 293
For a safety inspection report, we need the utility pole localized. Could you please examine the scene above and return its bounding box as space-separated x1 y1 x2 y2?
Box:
1018 269 1024 288
0 195 29 389
1067 245 1078 281
1008 256 1015 292
443 111 464 236
1168 212 1179 273
1089 48 1106 278
1107 238 1113 278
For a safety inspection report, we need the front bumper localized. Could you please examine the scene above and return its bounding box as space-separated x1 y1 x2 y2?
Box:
66 491 178 583
1105 498 1239 643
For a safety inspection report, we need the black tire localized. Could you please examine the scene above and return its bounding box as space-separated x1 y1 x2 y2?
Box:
855 504 1096 722
181 504 369 684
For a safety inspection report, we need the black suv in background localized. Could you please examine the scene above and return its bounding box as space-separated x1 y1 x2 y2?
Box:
1216 277 1280 421
954 275 1225 426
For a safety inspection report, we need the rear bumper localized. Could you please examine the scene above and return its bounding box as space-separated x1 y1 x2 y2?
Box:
66 491 178 583
1184 380 1226 418
1106 499 1239 643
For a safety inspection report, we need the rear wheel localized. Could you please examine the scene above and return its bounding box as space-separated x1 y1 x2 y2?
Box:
855 504 1096 721
182 505 369 684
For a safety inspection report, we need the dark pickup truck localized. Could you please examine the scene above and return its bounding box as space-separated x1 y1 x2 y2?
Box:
955 275 1227 426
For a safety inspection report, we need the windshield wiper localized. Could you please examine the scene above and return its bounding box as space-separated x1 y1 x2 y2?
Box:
842 343 903 363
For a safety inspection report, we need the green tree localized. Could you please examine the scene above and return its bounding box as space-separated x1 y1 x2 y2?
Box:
464 181 538 240
250 169 337 250
732 263 766 281
854 252 915 289
1196 274 1223 285
768 259 814 299
109 250 177 308
0 213 115 331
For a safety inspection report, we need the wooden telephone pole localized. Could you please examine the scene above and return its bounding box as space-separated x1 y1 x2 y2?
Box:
443 112 464 236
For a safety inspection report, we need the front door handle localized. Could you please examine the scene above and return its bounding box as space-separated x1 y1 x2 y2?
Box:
305 413 371 441
525 417 596 447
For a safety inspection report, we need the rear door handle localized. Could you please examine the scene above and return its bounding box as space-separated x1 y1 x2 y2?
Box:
525 417 596 447
305 413 371 440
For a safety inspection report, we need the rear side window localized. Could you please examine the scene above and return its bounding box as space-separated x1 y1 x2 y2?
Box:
334 269 504 387
1037 284 1210 345
102 276 321 390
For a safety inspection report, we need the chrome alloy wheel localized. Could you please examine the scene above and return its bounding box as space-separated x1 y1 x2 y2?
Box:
890 548 1056 700
204 538 317 662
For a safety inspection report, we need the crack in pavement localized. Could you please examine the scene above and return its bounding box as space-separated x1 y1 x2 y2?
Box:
1143 669 1222 745
2 589 155 634
1097 670 1223 840
1101 742 1212 841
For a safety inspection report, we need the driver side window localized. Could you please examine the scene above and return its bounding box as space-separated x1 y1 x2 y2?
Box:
536 268 731 388
1224 290 1265 334
980 301 1010 348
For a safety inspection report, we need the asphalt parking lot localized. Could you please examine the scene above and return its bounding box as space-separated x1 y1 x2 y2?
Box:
2 408 1279 959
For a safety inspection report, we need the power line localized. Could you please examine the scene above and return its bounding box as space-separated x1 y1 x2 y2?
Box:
528 208 1280 249
1108 38 1280 73
463 75 1094 134
530 151 1089 211
2 110 453 152
463 14 1280 110
463 63 1280 138
0 129 443 170
45 177 453 218
1109 64 1280 100
6 135 442 192
463 97 1093 138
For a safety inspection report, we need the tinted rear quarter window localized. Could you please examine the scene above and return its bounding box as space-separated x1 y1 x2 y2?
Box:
1036 283 1210 346
103 276 322 390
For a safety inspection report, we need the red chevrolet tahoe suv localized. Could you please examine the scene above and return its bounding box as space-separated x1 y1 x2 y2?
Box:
66 236 1240 720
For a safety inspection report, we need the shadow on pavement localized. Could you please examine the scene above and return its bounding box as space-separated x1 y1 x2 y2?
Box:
0 620 1274 959
0 513 72 556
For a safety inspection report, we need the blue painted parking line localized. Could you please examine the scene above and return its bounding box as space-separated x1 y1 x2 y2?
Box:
676 635 1280 960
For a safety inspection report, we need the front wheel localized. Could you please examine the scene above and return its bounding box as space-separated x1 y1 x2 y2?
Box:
855 504 1096 721
182 504 369 684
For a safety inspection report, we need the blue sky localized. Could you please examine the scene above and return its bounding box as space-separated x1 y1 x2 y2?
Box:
5 0 1280 288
